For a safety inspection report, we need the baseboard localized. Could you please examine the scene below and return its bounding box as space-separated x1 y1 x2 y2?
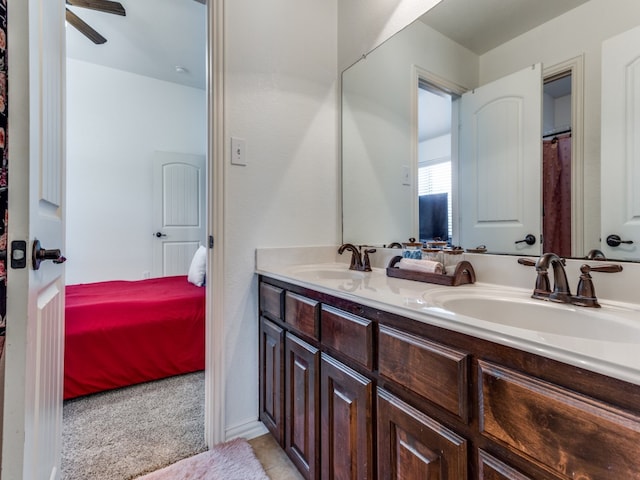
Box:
225 418 268 441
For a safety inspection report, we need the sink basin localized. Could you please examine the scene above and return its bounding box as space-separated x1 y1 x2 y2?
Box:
422 288 640 342
284 263 370 281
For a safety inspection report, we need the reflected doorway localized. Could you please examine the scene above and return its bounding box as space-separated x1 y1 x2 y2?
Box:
417 80 459 244
542 73 572 257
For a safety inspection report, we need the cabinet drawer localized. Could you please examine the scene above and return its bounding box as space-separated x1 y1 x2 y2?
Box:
478 450 536 480
321 305 373 370
479 360 640 479
260 282 284 321
378 325 470 422
285 292 319 340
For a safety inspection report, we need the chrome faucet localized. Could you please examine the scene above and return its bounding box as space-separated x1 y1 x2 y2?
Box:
519 253 623 307
338 244 376 272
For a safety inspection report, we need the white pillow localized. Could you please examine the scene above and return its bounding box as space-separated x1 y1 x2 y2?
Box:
187 245 207 286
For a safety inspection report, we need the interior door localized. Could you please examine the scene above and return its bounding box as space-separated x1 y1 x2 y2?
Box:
3 0 66 478
601 25 640 260
152 151 206 277
459 64 542 254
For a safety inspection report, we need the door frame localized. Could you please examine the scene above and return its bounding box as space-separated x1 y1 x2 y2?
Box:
206 0 226 445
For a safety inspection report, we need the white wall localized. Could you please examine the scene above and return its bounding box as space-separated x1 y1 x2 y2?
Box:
223 0 339 437
66 59 206 284
338 0 442 71
342 20 477 245
479 0 640 254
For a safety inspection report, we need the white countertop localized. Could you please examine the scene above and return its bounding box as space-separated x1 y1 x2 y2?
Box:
256 246 640 387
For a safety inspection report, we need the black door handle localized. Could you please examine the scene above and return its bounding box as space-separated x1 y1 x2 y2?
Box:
155 232 167 238
32 239 66 270
515 234 536 246
606 234 634 247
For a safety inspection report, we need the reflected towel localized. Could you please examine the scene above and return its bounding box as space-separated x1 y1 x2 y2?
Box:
398 258 443 274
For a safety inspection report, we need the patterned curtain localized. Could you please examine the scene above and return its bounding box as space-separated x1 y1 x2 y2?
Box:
0 1 7 344
542 134 572 257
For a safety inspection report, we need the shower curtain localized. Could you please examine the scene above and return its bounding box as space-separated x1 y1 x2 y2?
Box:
542 134 571 257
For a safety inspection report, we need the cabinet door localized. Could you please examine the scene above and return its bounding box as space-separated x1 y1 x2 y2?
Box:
285 332 320 479
259 317 285 444
377 388 467 480
320 354 373 480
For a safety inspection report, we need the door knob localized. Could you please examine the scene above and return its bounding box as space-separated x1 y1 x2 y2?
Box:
154 232 167 238
32 239 66 270
515 234 536 246
606 234 633 247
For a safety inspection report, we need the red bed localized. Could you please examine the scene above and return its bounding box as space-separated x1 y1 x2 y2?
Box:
64 275 205 399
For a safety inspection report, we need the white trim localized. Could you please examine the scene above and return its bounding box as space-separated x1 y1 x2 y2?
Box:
543 55 585 257
225 419 269 441
411 65 467 241
205 0 226 446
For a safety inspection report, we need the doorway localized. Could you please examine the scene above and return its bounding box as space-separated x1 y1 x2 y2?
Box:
417 81 455 244
542 73 572 257
413 68 466 246
63 0 208 475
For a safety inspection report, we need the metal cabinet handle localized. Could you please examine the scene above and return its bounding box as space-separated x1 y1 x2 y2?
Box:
606 234 633 247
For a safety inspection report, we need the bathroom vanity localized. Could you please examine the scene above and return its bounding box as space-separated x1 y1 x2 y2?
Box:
257 252 640 480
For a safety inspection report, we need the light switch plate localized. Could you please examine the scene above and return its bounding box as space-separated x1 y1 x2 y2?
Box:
231 137 247 166
402 165 410 186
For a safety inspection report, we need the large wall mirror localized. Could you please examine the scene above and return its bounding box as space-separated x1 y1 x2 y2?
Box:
342 0 640 261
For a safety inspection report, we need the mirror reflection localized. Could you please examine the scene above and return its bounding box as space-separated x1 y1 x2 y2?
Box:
342 0 640 261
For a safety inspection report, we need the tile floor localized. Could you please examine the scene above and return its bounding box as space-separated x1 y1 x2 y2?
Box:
249 434 304 479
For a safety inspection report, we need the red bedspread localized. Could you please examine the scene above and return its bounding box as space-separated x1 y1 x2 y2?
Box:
64 275 205 399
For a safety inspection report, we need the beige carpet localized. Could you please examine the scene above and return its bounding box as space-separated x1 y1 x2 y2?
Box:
135 438 269 480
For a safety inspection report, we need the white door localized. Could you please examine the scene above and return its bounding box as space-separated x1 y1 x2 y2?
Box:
152 151 206 277
3 0 66 479
459 64 542 254
601 25 640 260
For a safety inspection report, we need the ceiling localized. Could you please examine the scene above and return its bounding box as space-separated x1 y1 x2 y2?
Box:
421 0 591 55
66 0 206 90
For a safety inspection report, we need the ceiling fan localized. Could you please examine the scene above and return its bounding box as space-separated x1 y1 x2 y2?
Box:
65 0 126 45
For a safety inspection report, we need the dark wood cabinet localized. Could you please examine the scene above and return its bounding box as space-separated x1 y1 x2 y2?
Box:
377 387 468 480
259 276 640 480
320 353 373 480
285 332 320 479
259 317 284 444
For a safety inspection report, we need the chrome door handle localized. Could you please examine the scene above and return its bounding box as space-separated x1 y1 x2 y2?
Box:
32 239 66 270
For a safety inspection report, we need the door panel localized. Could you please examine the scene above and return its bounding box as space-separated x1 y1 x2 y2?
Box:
152 151 206 276
4 0 66 478
601 25 640 260
460 64 542 254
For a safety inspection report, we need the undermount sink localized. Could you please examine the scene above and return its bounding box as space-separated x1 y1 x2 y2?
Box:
284 263 372 281
422 288 640 343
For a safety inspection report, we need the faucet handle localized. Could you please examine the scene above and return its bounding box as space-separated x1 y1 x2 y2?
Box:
573 263 623 308
362 248 377 272
517 257 537 267
587 264 623 274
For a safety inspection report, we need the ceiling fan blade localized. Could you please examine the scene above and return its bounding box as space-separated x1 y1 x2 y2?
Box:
66 9 107 45
66 0 126 16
